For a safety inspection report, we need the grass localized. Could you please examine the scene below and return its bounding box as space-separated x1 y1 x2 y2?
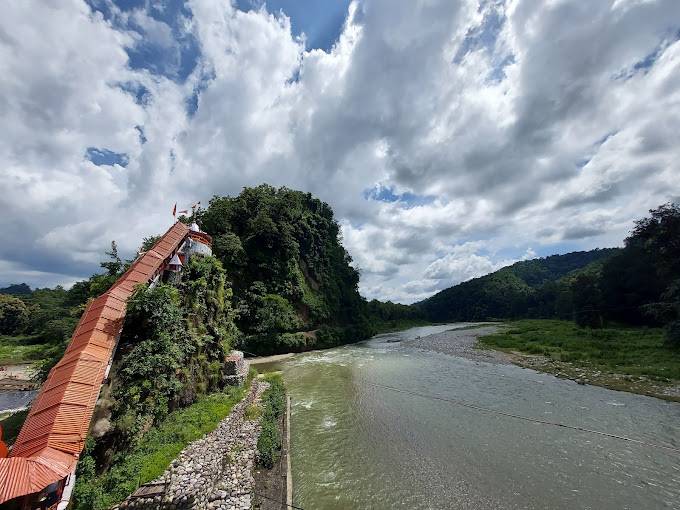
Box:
73 377 255 510
245 403 262 420
0 334 51 364
256 372 286 469
480 319 680 381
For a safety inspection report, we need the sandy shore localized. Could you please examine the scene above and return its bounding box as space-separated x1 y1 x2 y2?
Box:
0 363 34 380
248 353 296 365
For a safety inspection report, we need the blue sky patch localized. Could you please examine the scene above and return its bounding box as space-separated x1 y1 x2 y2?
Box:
234 0 350 51
86 147 129 167
364 185 434 207
454 1 505 63
576 131 618 169
453 1 513 83
87 0 200 82
117 81 151 105
615 29 680 80
186 68 216 116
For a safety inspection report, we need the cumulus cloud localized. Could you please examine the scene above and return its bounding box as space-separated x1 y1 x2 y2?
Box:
1 0 679 303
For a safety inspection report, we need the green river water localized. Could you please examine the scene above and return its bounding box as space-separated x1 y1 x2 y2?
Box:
264 324 680 509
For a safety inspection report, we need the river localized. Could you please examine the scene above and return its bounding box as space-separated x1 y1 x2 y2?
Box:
264 324 680 509
0 390 35 413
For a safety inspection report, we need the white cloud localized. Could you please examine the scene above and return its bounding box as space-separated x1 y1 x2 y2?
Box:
1 0 679 303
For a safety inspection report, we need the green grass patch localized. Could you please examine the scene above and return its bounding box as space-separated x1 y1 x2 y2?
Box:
256 373 286 469
480 319 680 381
73 383 251 510
0 334 51 364
245 403 262 420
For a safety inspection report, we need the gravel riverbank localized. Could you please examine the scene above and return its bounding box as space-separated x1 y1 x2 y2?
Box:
401 324 510 364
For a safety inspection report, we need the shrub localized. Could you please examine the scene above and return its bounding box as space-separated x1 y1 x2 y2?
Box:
245 404 261 420
0 294 29 335
257 419 281 468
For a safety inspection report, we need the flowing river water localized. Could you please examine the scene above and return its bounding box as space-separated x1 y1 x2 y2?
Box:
262 324 680 509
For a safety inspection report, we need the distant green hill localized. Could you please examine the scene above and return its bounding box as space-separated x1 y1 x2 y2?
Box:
0 283 32 296
415 249 620 322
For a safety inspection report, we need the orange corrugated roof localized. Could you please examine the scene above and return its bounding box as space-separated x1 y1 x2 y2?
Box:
0 222 190 504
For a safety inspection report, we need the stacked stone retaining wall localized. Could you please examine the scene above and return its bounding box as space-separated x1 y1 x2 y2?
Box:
114 380 268 510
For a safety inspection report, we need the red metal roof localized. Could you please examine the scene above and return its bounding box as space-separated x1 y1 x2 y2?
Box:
0 222 190 504
189 230 212 246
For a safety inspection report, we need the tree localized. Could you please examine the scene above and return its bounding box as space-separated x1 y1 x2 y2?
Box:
214 232 247 269
571 273 603 328
139 235 161 253
0 294 29 334
254 294 302 334
89 241 125 296
628 203 680 279
100 241 122 276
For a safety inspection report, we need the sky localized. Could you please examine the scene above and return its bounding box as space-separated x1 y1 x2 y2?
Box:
1 0 679 303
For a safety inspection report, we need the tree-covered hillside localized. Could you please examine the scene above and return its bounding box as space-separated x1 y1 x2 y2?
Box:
415 249 619 322
199 185 374 354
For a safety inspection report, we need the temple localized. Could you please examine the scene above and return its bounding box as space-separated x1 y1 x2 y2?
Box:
0 220 238 509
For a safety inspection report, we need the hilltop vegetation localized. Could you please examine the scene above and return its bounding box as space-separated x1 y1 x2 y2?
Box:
416 249 618 322
199 185 377 354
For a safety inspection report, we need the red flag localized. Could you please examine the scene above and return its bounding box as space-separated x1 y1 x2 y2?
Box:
172 203 177 217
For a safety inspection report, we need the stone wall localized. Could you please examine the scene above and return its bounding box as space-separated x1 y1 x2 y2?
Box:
114 380 268 510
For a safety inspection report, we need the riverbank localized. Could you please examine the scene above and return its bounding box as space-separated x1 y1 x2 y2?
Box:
248 320 437 365
478 320 680 402
75 374 257 509
249 353 295 365
400 323 504 363
114 379 269 510
252 374 289 509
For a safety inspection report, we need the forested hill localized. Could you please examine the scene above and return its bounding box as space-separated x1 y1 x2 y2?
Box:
415 248 619 322
199 185 374 354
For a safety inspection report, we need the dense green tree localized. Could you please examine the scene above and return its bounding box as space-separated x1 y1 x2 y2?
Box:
628 203 680 279
599 246 664 325
214 232 247 270
254 294 303 334
571 273 604 328
0 294 29 334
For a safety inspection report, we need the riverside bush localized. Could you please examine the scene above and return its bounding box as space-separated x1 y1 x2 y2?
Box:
257 420 281 468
